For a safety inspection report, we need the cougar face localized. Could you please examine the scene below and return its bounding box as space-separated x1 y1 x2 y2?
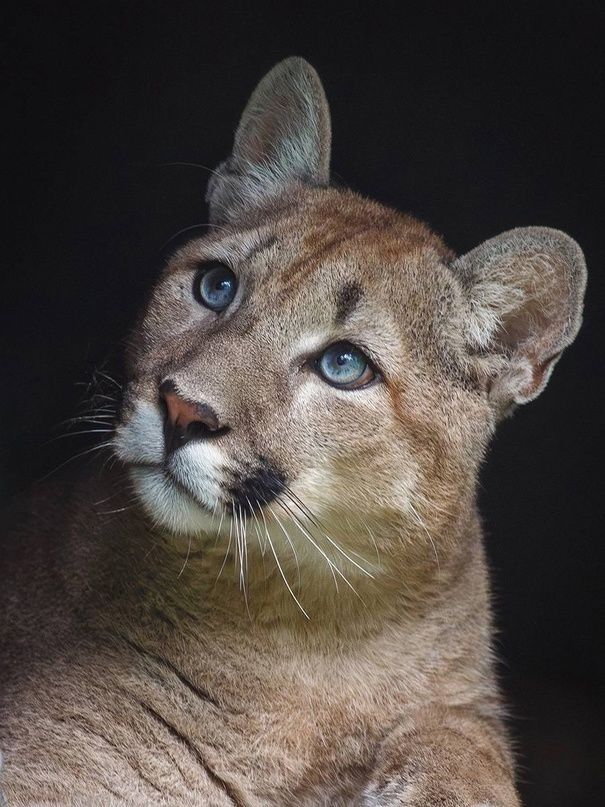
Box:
115 193 483 551
113 58 585 582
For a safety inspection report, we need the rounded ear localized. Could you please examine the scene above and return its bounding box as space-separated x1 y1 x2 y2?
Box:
453 227 587 416
206 56 332 224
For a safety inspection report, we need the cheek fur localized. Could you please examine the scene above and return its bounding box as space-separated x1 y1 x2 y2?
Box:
113 400 164 464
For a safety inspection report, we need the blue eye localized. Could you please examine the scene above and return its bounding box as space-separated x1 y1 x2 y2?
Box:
194 263 237 312
317 342 376 389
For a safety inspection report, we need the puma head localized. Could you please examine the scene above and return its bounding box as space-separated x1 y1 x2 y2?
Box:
113 57 586 576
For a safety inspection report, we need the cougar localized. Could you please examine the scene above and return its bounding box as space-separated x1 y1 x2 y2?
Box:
0 57 586 806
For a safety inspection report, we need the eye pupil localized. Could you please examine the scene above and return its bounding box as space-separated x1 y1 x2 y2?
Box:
194 263 237 312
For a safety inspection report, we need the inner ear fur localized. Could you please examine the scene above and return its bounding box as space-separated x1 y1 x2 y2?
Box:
206 56 332 224
453 226 586 414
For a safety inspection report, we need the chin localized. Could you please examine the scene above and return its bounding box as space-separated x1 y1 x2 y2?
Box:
130 465 220 536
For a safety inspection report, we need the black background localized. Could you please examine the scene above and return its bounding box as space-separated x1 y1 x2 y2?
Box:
3 3 604 805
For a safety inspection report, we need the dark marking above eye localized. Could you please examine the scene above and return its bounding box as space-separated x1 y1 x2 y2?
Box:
245 235 279 263
334 281 363 324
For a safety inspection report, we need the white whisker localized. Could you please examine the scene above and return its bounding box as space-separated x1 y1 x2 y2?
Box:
266 503 301 588
258 503 309 619
248 498 267 557
281 495 373 580
215 512 233 584
45 429 114 446
214 506 226 548
277 498 368 598
238 505 251 620
177 532 193 579
37 441 114 482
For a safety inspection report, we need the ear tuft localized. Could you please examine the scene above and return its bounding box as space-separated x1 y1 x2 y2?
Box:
454 227 586 415
207 57 331 224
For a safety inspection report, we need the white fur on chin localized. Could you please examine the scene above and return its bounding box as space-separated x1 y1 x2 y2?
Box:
130 465 218 536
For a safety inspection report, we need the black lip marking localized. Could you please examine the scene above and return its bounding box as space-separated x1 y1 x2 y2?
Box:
228 456 287 514
334 281 362 324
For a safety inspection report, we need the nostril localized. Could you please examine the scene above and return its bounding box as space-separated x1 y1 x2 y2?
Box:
192 403 220 433
186 420 210 439
159 379 229 452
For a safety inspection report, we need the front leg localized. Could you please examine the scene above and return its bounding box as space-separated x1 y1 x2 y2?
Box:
361 705 520 807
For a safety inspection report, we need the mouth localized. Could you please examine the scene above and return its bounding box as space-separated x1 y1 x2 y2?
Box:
128 460 215 513
115 399 289 530
127 449 288 529
164 466 216 514
128 462 220 536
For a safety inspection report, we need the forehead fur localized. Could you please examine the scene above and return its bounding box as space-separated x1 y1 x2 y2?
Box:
204 185 454 272
172 186 462 368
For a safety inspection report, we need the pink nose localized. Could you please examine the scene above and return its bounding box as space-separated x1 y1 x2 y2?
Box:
163 390 207 429
159 380 224 452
